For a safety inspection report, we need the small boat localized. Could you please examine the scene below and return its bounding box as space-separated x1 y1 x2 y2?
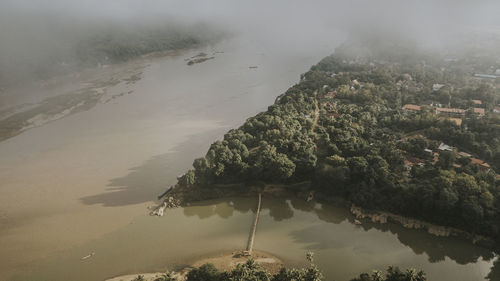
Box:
354 219 362 225
249 66 258 69
81 251 95 260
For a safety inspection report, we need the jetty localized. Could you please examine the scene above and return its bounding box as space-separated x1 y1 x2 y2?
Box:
157 186 173 200
244 193 262 256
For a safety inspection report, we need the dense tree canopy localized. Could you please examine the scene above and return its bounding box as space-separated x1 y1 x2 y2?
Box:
176 41 500 246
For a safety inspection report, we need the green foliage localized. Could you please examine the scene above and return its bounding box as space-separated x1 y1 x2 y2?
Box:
350 266 426 281
228 259 272 281
153 272 177 281
176 40 500 243
186 254 323 281
133 275 146 281
185 257 424 281
178 170 196 187
186 263 221 281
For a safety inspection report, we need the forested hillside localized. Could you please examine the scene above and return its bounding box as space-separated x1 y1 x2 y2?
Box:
0 18 225 89
177 40 500 245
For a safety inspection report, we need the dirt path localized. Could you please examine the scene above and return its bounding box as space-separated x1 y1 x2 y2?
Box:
311 90 320 133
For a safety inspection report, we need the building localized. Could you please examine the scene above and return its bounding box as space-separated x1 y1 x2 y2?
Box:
323 102 334 111
493 107 500 114
324 91 337 98
327 112 340 118
424 148 433 155
438 143 454 151
404 160 413 171
403 104 421 112
402 73 413 80
473 108 485 116
404 158 425 171
472 99 482 105
471 158 491 171
408 157 425 167
432 84 445 91
435 107 466 115
458 152 472 158
474 74 498 79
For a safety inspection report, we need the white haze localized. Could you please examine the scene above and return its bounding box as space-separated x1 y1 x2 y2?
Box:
0 0 499 90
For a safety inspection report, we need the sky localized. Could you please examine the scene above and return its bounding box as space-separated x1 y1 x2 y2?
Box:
2 0 500 40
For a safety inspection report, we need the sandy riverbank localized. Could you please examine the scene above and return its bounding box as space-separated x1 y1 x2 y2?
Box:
105 250 283 281
0 48 227 279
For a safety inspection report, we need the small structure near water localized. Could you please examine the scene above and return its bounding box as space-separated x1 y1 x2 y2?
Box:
150 196 181 217
245 193 262 256
81 251 95 260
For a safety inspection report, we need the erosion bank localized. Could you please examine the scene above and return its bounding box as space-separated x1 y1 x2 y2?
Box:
350 205 495 249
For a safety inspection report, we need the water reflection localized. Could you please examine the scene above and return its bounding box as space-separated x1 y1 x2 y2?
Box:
184 200 236 219
362 222 495 265
182 195 498 279
487 258 500 281
79 129 224 207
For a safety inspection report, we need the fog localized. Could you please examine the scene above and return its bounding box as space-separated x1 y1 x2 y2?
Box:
1 0 500 90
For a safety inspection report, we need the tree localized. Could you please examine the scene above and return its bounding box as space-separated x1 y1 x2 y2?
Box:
178 170 196 187
154 272 177 281
437 151 457 169
350 266 426 281
186 263 221 281
252 142 296 182
228 259 272 281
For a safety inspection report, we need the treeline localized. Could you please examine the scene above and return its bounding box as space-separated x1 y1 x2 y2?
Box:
177 41 500 246
73 22 224 67
183 256 425 281
0 17 225 88
139 258 425 281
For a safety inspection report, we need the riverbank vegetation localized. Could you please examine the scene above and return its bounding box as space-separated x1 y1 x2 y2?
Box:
185 261 424 281
136 253 425 281
174 39 500 249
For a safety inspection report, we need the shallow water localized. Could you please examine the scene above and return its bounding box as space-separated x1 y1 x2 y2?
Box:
9 197 498 281
0 34 338 279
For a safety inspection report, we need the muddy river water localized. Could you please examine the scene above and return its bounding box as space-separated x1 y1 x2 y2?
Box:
0 35 498 281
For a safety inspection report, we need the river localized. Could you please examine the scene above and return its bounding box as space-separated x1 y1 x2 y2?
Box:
7 197 499 281
0 35 497 281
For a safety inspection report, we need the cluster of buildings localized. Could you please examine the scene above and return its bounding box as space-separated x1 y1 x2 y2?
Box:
403 141 491 176
402 98 488 126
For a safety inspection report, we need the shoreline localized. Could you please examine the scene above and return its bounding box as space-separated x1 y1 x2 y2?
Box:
104 250 284 281
160 184 497 252
349 204 495 248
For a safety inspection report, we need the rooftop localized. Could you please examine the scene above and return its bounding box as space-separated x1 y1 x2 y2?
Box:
473 108 485 115
438 143 454 151
403 104 421 111
435 108 466 114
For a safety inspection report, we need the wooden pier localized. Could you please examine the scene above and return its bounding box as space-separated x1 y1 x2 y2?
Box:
244 193 262 256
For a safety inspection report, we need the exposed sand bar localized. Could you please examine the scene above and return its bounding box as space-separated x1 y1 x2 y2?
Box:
105 250 283 281
0 37 333 280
